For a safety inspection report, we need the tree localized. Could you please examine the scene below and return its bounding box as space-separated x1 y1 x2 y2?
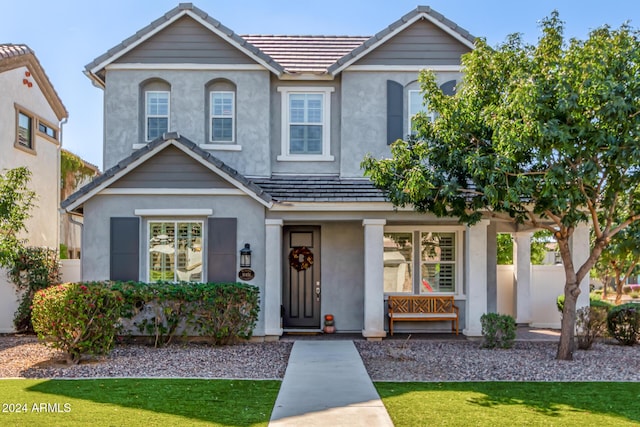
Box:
497 230 553 265
0 167 36 267
362 13 640 360
593 221 640 304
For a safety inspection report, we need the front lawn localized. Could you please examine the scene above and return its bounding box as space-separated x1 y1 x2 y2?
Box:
376 382 640 426
0 379 280 427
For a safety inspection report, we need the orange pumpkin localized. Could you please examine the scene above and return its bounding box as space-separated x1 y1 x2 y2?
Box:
324 314 334 321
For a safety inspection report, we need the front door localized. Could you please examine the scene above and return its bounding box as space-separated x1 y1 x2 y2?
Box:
282 226 321 329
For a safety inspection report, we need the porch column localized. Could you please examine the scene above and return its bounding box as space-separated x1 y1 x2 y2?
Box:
362 219 387 340
264 219 283 338
513 231 532 324
571 222 591 310
464 219 490 336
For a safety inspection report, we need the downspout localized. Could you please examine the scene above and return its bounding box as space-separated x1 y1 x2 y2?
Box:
65 210 84 281
56 117 67 255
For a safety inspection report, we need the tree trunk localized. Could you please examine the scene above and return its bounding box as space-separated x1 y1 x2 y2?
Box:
556 236 579 360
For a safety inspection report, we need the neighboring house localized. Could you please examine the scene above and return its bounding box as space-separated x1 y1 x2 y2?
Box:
60 149 100 260
0 44 68 332
62 3 590 339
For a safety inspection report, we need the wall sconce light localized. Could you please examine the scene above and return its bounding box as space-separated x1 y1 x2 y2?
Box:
240 243 252 268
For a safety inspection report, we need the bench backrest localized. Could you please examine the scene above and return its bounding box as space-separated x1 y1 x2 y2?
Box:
388 295 456 314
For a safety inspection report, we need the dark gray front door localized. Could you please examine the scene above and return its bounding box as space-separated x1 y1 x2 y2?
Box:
282 226 321 328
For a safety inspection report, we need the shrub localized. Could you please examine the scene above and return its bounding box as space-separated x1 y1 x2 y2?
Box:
8 247 60 332
606 303 640 346
111 281 260 346
31 283 123 364
480 313 516 349
575 306 608 350
556 292 613 313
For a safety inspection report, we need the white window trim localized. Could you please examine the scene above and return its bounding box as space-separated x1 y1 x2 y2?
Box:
277 86 335 161
199 143 242 151
145 90 170 142
146 219 205 283
210 91 235 143
407 90 435 135
384 225 465 297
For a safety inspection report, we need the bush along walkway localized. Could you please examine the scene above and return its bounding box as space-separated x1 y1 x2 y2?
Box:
269 341 393 427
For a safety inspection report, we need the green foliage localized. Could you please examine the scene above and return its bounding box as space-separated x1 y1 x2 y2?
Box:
60 150 97 195
497 230 553 265
111 281 260 347
31 283 124 364
0 167 36 267
575 306 608 350
59 243 69 259
593 222 640 302
480 313 516 349
556 292 612 313
362 12 640 359
606 303 640 345
8 247 60 332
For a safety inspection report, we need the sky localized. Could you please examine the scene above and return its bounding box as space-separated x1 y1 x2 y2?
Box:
2 0 639 170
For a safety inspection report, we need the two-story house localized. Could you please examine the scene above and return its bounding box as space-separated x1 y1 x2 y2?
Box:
62 3 590 340
0 44 68 332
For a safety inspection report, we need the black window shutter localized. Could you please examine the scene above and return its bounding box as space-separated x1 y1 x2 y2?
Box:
207 218 237 282
110 217 140 281
440 80 457 96
387 80 404 145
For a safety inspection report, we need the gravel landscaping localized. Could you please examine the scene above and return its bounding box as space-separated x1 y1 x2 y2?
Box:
2 335 639 381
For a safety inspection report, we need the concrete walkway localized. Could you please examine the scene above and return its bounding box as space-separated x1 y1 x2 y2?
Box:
269 341 393 427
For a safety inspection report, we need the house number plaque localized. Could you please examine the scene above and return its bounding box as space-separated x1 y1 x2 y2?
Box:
238 269 255 281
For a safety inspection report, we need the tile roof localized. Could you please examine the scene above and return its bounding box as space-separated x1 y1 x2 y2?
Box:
61 133 273 212
0 44 68 120
251 176 387 202
242 35 369 73
85 3 476 84
0 44 32 59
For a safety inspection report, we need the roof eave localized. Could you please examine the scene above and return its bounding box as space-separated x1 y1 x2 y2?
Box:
328 7 476 76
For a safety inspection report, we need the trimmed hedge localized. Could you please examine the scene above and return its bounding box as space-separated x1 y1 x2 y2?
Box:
606 303 640 345
556 292 613 313
110 281 260 347
31 283 123 364
480 313 516 349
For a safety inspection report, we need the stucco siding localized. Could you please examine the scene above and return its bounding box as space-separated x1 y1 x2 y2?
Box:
82 193 268 334
103 69 271 176
320 222 365 332
115 16 256 65
354 20 471 66
110 145 234 189
0 66 59 248
269 78 341 175
340 70 463 177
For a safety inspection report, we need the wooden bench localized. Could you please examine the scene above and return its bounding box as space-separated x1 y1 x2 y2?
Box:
388 295 459 336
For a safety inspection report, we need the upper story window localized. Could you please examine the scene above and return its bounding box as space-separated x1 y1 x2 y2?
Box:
210 91 235 142
17 111 33 149
408 90 434 135
14 104 36 153
37 118 58 142
277 87 335 161
139 79 171 144
145 91 170 141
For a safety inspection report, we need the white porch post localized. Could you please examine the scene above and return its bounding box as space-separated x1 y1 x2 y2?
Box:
362 219 387 340
513 232 532 324
464 219 489 336
264 219 283 338
571 222 591 310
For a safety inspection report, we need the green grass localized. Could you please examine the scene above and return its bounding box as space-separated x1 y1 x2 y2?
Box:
0 379 280 426
376 382 640 426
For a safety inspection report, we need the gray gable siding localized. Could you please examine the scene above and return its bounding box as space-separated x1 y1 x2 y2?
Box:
115 16 256 65
354 20 471 66
110 145 234 189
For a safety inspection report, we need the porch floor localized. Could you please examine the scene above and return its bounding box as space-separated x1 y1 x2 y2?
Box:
279 326 560 342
